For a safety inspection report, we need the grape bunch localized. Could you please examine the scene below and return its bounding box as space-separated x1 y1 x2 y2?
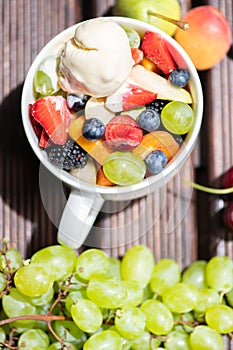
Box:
0 241 233 349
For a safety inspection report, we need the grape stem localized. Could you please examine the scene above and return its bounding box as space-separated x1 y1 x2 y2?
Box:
147 10 189 30
183 179 233 195
0 314 70 326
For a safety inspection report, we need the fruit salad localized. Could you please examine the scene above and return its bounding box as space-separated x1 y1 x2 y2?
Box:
29 17 194 187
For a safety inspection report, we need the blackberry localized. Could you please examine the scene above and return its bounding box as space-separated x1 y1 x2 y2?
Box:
146 99 169 114
46 139 87 170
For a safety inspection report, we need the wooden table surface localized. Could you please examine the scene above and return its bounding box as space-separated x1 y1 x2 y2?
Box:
0 1 232 343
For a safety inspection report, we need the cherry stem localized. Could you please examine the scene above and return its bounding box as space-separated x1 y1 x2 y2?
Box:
184 179 233 195
147 10 189 30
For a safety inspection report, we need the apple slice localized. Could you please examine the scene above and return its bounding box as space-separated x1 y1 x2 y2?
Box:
85 97 115 125
70 157 97 184
130 65 192 104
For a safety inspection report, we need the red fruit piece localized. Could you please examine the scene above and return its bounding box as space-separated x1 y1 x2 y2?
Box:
141 31 176 75
39 129 51 148
131 48 144 65
105 115 143 151
31 96 71 145
223 202 233 231
106 81 157 112
29 103 43 139
222 167 233 189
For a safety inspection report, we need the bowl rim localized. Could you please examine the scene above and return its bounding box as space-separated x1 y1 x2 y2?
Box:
21 16 203 198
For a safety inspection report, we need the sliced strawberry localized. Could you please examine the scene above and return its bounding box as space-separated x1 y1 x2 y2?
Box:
106 80 157 112
39 129 51 148
29 103 43 139
141 31 176 75
31 96 71 145
131 48 144 66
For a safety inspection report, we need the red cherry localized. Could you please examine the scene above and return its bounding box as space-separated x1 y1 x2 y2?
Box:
223 202 233 231
222 167 233 189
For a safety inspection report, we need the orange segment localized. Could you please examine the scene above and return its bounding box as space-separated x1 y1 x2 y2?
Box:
68 115 113 165
132 131 179 161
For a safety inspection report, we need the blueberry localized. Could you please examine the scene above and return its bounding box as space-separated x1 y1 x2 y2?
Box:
67 94 89 113
82 118 105 141
144 150 168 175
137 108 160 132
169 69 190 88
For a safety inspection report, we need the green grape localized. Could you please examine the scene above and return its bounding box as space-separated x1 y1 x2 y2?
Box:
150 259 181 295
0 247 23 273
86 276 126 309
18 329 49 349
75 249 109 280
0 272 7 292
27 287 54 306
123 28 141 48
131 330 159 350
120 245 155 287
162 282 199 313
71 298 103 333
0 326 6 343
53 320 87 349
115 307 146 340
173 312 195 333
83 330 122 350
226 287 233 307
34 56 60 96
194 288 220 315
141 299 173 335
14 263 54 297
65 290 87 314
105 257 121 279
205 256 233 293
205 304 233 333
181 260 208 290
142 284 154 302
122 280 144 307
103 152 146 186
48 342 78 350
30 245 77 281
161 101 194 135
164 329 192 349
189 325 224 350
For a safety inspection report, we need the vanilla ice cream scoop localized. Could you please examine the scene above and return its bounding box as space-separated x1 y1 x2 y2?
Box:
58 17 133 98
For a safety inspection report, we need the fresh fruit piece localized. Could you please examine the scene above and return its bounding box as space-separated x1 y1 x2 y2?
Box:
169 68 190 87
29 103 43 139
83 330 122 350
115 308 146 340
124 27 141 48
161 101 194 135
150 259 181 295
144 150 168 174
120 245 155 287
146 99 169 114
223 202 233 231
141 31 176 75
162 282 199 313
206 304 233 334
75 248 109 280
181 260 208 290
33 56 60 96
85 97 115 125
141 56 159 73
14 264 54 297
69 115 86 140
137 108 160 132
141 299 174 335
105 115 143 151
174 6 232 70
164 329 191 350
113 0 181 36
31 95 71 144
105 80 158 112
97 166 115 186
71 298 103 333
132 130 179 161
190 325 224 350
67 94 90 113
70 157 97 184
103 151 146 186
18 329 49 350
39 128 50 148
222 166 233 189
46 138 87 170
205 255 233 293
130 65 192 103
82 118 105 141
131 47 144 65
194 288 220 315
